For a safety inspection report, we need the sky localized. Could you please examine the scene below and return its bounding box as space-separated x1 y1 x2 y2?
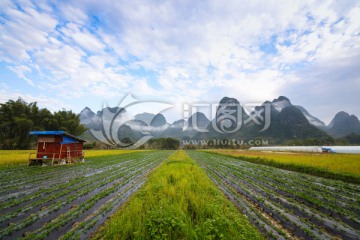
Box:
0 0 359 124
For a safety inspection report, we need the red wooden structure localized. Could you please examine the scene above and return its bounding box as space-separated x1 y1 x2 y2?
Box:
28 131 86 166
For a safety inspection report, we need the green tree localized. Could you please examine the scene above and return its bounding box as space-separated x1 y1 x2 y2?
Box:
147 138 180 150
0 98 87 149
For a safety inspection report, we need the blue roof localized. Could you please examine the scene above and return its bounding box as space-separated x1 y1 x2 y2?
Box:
29 131 86 142
30 131 66 135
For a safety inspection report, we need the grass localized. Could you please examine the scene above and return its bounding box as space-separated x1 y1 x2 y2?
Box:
205 149 360 183
93 150 262 240
0 149 149 166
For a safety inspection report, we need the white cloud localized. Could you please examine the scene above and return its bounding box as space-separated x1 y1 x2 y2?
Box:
59 23 105 53
0 1 57 63
0 0 359 122
0 83 71 111
7 65 34 86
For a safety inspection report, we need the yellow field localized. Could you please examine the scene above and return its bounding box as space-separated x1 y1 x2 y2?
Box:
84 149 150 158
0 149 149 166
0 150 36 166
206 149 360 177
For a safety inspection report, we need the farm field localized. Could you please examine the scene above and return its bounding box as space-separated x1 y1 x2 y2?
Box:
0 150 36 166
94 150 261 239
188 151 360 239
0 149 149 166
205 149 360 183
0 150 173 239
1 149 359 239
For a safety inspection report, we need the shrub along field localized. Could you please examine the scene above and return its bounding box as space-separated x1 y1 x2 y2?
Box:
93 150 261 239
205 149 360 183
188 151 360 239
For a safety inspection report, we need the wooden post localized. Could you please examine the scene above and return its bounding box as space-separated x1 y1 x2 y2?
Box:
51 153 55 166
28 153 32 166
59 144 63 164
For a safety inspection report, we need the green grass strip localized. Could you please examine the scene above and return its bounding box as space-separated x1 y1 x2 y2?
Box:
205 150 360 184
93 150 262 240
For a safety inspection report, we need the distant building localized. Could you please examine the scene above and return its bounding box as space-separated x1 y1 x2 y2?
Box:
28 131 86 166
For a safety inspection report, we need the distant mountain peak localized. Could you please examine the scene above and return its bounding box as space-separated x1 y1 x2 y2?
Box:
329 111 351 128
274 96 291 103
219 96 240 105
271 96 292 112
187 112 210 128
327 111 360 137
150 113 167 127
134 112 155 125
79 107 95 125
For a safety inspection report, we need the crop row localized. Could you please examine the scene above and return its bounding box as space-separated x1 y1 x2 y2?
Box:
0 151 173 239
187 151 360 240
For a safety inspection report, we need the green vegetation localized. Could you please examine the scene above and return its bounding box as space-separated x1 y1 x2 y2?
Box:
206 149 360 183
146 138 180 149
188 151 360 240
0 150 172 239
342 133 360 144
94 150 262 240
2 148 359 239
0 98 86 150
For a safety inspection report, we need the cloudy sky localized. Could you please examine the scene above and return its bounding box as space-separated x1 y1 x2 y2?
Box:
0 0 359 124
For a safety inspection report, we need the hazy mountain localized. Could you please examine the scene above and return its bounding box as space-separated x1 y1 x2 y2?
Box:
196 96 329 142
161 113 210 139
294 105 326 128
134 113 155 125
79 106 126 131
186 112 210 129
172 119 185 127
79 107 95 125
197 97 244 139
255 98 328 141
271 96 292 112
276 106 327 139
268 96 326 128
79 96 359 144
150 114 167 127
326 111 360 137
161 120 185 138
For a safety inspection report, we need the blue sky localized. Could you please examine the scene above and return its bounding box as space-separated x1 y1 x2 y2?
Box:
0 0 359 124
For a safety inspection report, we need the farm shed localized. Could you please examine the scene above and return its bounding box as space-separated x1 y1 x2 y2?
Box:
28 131 86 166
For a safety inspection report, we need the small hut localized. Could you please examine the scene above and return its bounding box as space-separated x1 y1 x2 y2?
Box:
28 131 86 166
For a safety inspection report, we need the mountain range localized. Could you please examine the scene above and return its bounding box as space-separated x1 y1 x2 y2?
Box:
79 96 360 144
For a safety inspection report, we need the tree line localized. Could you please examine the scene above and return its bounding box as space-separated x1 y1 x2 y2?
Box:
146 138 180 150
0 98 86 149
